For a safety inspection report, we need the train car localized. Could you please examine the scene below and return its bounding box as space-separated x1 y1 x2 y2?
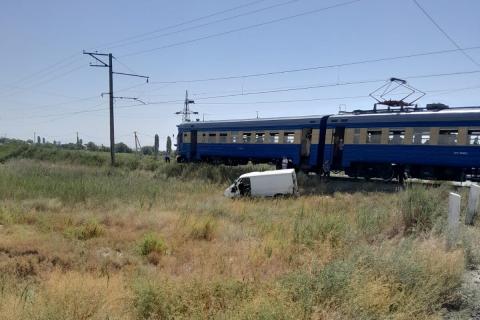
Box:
176 105 480 181
324 106 480 181
176 116 329 171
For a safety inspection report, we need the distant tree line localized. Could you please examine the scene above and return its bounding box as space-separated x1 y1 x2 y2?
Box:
2 134 175 156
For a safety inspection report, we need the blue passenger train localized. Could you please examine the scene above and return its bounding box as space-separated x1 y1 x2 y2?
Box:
176 105 480 181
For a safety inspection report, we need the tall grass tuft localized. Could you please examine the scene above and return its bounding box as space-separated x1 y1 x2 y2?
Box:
189 218 217 241
139 233 167 256
400 186 447 235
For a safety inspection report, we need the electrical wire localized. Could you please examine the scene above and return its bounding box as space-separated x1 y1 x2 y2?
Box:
150 46 480 84
0 64 87 99
97 0 270 50
120 0 364 58
0 1 270 95
6 69 480 122
0 54 81 93
194 85 480 105
108 0 299 50
164 70 480 102
412 0 480 69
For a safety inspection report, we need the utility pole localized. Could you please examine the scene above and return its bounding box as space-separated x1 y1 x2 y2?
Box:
134 131 142 154
108 53 115 165
175 90 198 122
83 51 148 166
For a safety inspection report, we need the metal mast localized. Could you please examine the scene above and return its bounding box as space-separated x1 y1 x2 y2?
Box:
175 90 198 122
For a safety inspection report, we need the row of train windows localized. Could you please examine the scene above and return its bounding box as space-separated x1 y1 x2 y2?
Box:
350 128 480 145
197 132 296 144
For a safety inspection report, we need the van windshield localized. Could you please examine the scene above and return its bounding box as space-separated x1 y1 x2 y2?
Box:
237 177 251 196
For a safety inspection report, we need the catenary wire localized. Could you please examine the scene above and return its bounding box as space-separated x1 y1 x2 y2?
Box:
120 0 364 58
149 46 480 84
108 0 299 50
412 0 480 68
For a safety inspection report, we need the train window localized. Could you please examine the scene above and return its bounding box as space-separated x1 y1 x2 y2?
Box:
242 132 252 143
388 129 405 144
269 132 279 143
438 129 458 145
353 128 361 144
219 133 227 143
208 133 217 143
255 132 265 143
412 128 430 145
231 132 239 143
366 130 382 144
468 129 480 145
284 132 295 144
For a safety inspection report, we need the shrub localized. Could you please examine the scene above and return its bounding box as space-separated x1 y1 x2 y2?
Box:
355 205 390 240
281 238 463 319
293 207 349 248
400 186 447 234
463 227 480 268
66 220 104 240
131 277 253 319
133 280 173 320
281 260 354 317
138 233 167 257
189 218 217 241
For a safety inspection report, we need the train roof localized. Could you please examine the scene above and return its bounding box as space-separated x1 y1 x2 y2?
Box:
177 106 480 129
329 106 480 124
177 115 327 129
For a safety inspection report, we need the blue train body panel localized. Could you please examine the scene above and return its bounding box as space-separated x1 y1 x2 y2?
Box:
340 145 480 168
183 143 304 165
177 107 480 179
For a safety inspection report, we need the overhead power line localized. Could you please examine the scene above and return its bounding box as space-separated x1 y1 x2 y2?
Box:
412 0 480 69
108 0 299 50
98 0 270 50
6 69 480 122
195 84 480 106
120 0 364 58
0 54 80 93
0 63 86 99
0 1 270 96
176 70 480 102
150 45 480 84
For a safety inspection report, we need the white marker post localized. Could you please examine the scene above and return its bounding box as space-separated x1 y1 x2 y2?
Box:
447 192 461 249
466 184 480 225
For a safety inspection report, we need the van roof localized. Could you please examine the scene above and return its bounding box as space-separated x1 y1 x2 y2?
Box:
239 169 295 178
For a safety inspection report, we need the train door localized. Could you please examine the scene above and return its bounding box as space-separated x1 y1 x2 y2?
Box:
300 128 313 167
190 130 198 160
331 126 345 170
316 116 329 172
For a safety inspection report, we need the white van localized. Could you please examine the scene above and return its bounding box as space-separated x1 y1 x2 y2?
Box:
224 169 299 198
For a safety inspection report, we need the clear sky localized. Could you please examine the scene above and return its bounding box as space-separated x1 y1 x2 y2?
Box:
1 0 479 148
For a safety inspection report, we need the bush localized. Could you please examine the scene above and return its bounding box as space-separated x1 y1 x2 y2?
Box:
355 205 390 240
66 220 104 240
156 163 273 184
400 186 447 234
138 233 167 256
282 238 463 319
282 260 354 317
292 207 349 248
133 280 173 320
189 218 217 241
131 277 254 319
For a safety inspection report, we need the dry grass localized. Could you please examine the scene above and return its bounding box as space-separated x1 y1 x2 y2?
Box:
0 158 476 319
